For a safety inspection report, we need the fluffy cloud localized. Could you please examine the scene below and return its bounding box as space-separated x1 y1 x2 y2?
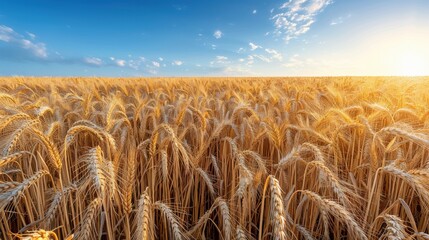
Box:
20 39 47 58
152 61 160 67
115 59 126 67
252 9 257 14
249 42 262 51
271 0 332 42
0 25 47 58
213 30 223 39
172 60 183 66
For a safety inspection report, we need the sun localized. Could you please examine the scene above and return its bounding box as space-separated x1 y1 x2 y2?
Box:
396 51 428 76
368 25 429 76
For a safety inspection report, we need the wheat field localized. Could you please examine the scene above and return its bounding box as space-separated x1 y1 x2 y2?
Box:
1 77 429 239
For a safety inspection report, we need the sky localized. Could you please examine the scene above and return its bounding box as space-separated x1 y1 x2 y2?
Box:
1 0 429 76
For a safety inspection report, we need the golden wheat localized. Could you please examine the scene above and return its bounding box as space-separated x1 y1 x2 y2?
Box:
1 77 429 239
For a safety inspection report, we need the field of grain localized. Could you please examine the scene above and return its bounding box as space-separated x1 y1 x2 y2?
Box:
1 77 429 239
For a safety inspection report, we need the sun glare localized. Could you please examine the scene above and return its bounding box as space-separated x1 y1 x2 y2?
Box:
396 51 428 76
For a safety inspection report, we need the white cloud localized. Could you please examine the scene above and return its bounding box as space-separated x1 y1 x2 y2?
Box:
147 69 158 75
283 54 319 68
84 57 103 66
281 54 350 75
271 0 332 42
210 56 229 65
152 61 160 67
20 39 47 58
0 25 47 58
249 42 262 51
247 55 254 65
252 9 257 14
211 44 217 50
159 57 164 61
265 48 283 61
26 32 36 40
253 54 271 63
213 30 223 39
237 47 245 53
330 18 342 26
115 59 126 67
172 60 183 66
128 59 139 70
330 14 351 26
0 25 14 42
0 24 145 70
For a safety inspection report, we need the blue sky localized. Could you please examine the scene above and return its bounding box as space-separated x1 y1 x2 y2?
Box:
1 0 429 76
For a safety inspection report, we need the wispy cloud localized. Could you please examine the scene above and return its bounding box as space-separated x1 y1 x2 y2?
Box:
252 9 257 14
210 55 229 65
0 25 47 58
223 65 255 75
127 59 139 70
0 24 153 71
242 44 283 63
172 60 183 66
252 54 271 63
26 32 36 40
281 53 351 76
330 14 351 26
283 54 309 67
206 55 254 76
271 0 332 42
84 57 103 66
249 42 262 51
213 30 223 39
0 25 14 42
265 48 283 61
247 55 254 65
173 4 187 11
